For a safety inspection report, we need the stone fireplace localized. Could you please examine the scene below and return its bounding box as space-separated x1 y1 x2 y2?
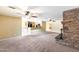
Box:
63 8 79 49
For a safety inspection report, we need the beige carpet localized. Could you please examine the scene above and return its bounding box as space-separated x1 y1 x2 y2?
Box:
0 32 79 52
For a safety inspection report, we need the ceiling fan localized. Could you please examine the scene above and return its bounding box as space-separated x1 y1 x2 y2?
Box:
8 6 39 18
8 6 30 16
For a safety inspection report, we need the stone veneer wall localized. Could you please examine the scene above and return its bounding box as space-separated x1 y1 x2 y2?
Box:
63 8 79 49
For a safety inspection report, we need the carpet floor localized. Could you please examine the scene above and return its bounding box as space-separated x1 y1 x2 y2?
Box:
0 32 79 52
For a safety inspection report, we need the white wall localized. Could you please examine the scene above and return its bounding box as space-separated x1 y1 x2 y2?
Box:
51 20 63 33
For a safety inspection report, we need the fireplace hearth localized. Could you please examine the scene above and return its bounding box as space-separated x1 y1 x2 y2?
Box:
56 8 79 50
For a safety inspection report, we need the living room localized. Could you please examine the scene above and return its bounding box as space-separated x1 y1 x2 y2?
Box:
0 6 79 52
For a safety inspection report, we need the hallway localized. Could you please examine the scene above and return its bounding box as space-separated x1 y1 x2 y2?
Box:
0 32 78 52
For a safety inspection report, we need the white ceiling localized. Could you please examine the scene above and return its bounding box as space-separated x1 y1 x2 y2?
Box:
0 6 78 19
28 6 79 19
0 6 26 17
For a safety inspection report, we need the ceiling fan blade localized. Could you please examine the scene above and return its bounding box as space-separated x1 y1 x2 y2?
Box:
8 6 16 9
25 11 30 15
